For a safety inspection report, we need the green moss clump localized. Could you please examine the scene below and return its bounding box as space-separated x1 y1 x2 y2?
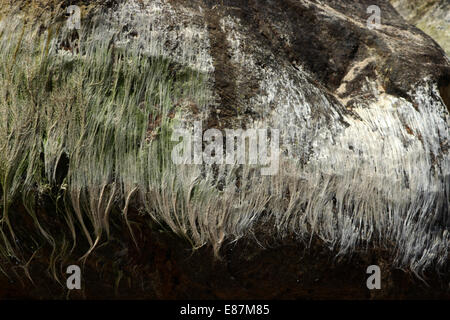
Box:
0 19 211 270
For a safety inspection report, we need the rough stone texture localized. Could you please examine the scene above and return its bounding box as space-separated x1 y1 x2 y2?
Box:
0 0 449 299
390 0 450 56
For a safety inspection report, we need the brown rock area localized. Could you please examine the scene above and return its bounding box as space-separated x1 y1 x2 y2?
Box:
0 210 449 299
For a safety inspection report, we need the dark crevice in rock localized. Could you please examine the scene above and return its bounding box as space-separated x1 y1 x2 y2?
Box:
204 6 240 129
438 75 450 112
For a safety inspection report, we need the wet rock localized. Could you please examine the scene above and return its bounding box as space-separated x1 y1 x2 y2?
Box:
0 0 448 299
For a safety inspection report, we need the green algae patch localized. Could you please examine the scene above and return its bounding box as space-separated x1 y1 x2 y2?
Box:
0 19 211 269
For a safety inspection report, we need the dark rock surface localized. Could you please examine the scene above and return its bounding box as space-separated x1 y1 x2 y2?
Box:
1 211 449 299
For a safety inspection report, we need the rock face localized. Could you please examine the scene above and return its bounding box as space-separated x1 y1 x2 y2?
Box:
0 0 448 299
390 0 450 56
